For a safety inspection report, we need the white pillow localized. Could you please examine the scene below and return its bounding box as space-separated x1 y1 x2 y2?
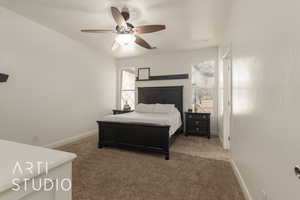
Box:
153 104 176 113
135 103 155 113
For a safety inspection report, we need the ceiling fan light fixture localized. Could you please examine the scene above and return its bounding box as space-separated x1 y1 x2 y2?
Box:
81 7 165 50
115 34 136 46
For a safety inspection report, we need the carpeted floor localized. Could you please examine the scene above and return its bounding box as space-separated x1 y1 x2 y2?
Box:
171 135 230 161
58 135 244 200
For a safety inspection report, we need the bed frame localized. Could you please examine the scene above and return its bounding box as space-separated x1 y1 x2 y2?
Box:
97 86 183 160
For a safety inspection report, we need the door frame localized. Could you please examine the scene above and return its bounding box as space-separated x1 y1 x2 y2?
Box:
222 47 232 150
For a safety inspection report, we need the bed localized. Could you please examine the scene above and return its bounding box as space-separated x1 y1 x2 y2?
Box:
97 86 183 160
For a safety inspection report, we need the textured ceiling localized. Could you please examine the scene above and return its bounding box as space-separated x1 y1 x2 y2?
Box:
0 0 232 58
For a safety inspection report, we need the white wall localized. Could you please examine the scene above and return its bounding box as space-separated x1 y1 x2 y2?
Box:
223 0 300 199
116 48 219 135
0 6 116 146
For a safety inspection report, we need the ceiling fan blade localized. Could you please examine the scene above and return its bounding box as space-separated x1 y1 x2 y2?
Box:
112 40 119 51
135 35 156 49
134 25 166 34
111 7 127 28
81 29 115 33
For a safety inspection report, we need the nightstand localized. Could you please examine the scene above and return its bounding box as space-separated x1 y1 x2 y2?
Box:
185 112 211 139
112 109 133 115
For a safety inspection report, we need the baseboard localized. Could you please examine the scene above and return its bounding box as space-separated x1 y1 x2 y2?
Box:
230 159 253 200
210 130 218 136
44 129 97 149
219 134 223 143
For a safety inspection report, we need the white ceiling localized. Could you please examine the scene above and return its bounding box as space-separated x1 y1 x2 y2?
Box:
0 0 231 58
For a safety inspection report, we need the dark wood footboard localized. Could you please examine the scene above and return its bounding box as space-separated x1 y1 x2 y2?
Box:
97 121 178 160
97 86 184 160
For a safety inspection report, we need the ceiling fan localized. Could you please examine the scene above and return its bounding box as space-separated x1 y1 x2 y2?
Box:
81 7 166 50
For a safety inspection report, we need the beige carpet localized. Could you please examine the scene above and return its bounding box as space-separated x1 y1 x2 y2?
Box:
58 135 244 200
171 135 230 161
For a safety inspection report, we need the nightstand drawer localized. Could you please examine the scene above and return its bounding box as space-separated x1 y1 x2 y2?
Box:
186 114 210 120
187 119 209 127
186 126 209 134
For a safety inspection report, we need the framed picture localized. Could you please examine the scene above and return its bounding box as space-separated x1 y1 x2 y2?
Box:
138 68 150 80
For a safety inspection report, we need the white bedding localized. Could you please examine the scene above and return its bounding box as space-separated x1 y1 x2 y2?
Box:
103 110 182 136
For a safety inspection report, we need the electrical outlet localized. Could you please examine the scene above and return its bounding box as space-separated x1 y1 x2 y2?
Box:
261 190 268 200
33 136 39 145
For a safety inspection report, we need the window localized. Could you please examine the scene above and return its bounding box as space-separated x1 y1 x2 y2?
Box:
120 69 136 110
191 61 215 113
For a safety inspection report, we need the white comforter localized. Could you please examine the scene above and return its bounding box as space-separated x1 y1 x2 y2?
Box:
103 111 182 136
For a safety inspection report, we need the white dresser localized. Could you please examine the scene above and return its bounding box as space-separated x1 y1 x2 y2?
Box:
0 140 76 200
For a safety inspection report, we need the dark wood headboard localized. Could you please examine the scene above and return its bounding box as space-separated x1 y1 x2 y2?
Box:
138 86 184 119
